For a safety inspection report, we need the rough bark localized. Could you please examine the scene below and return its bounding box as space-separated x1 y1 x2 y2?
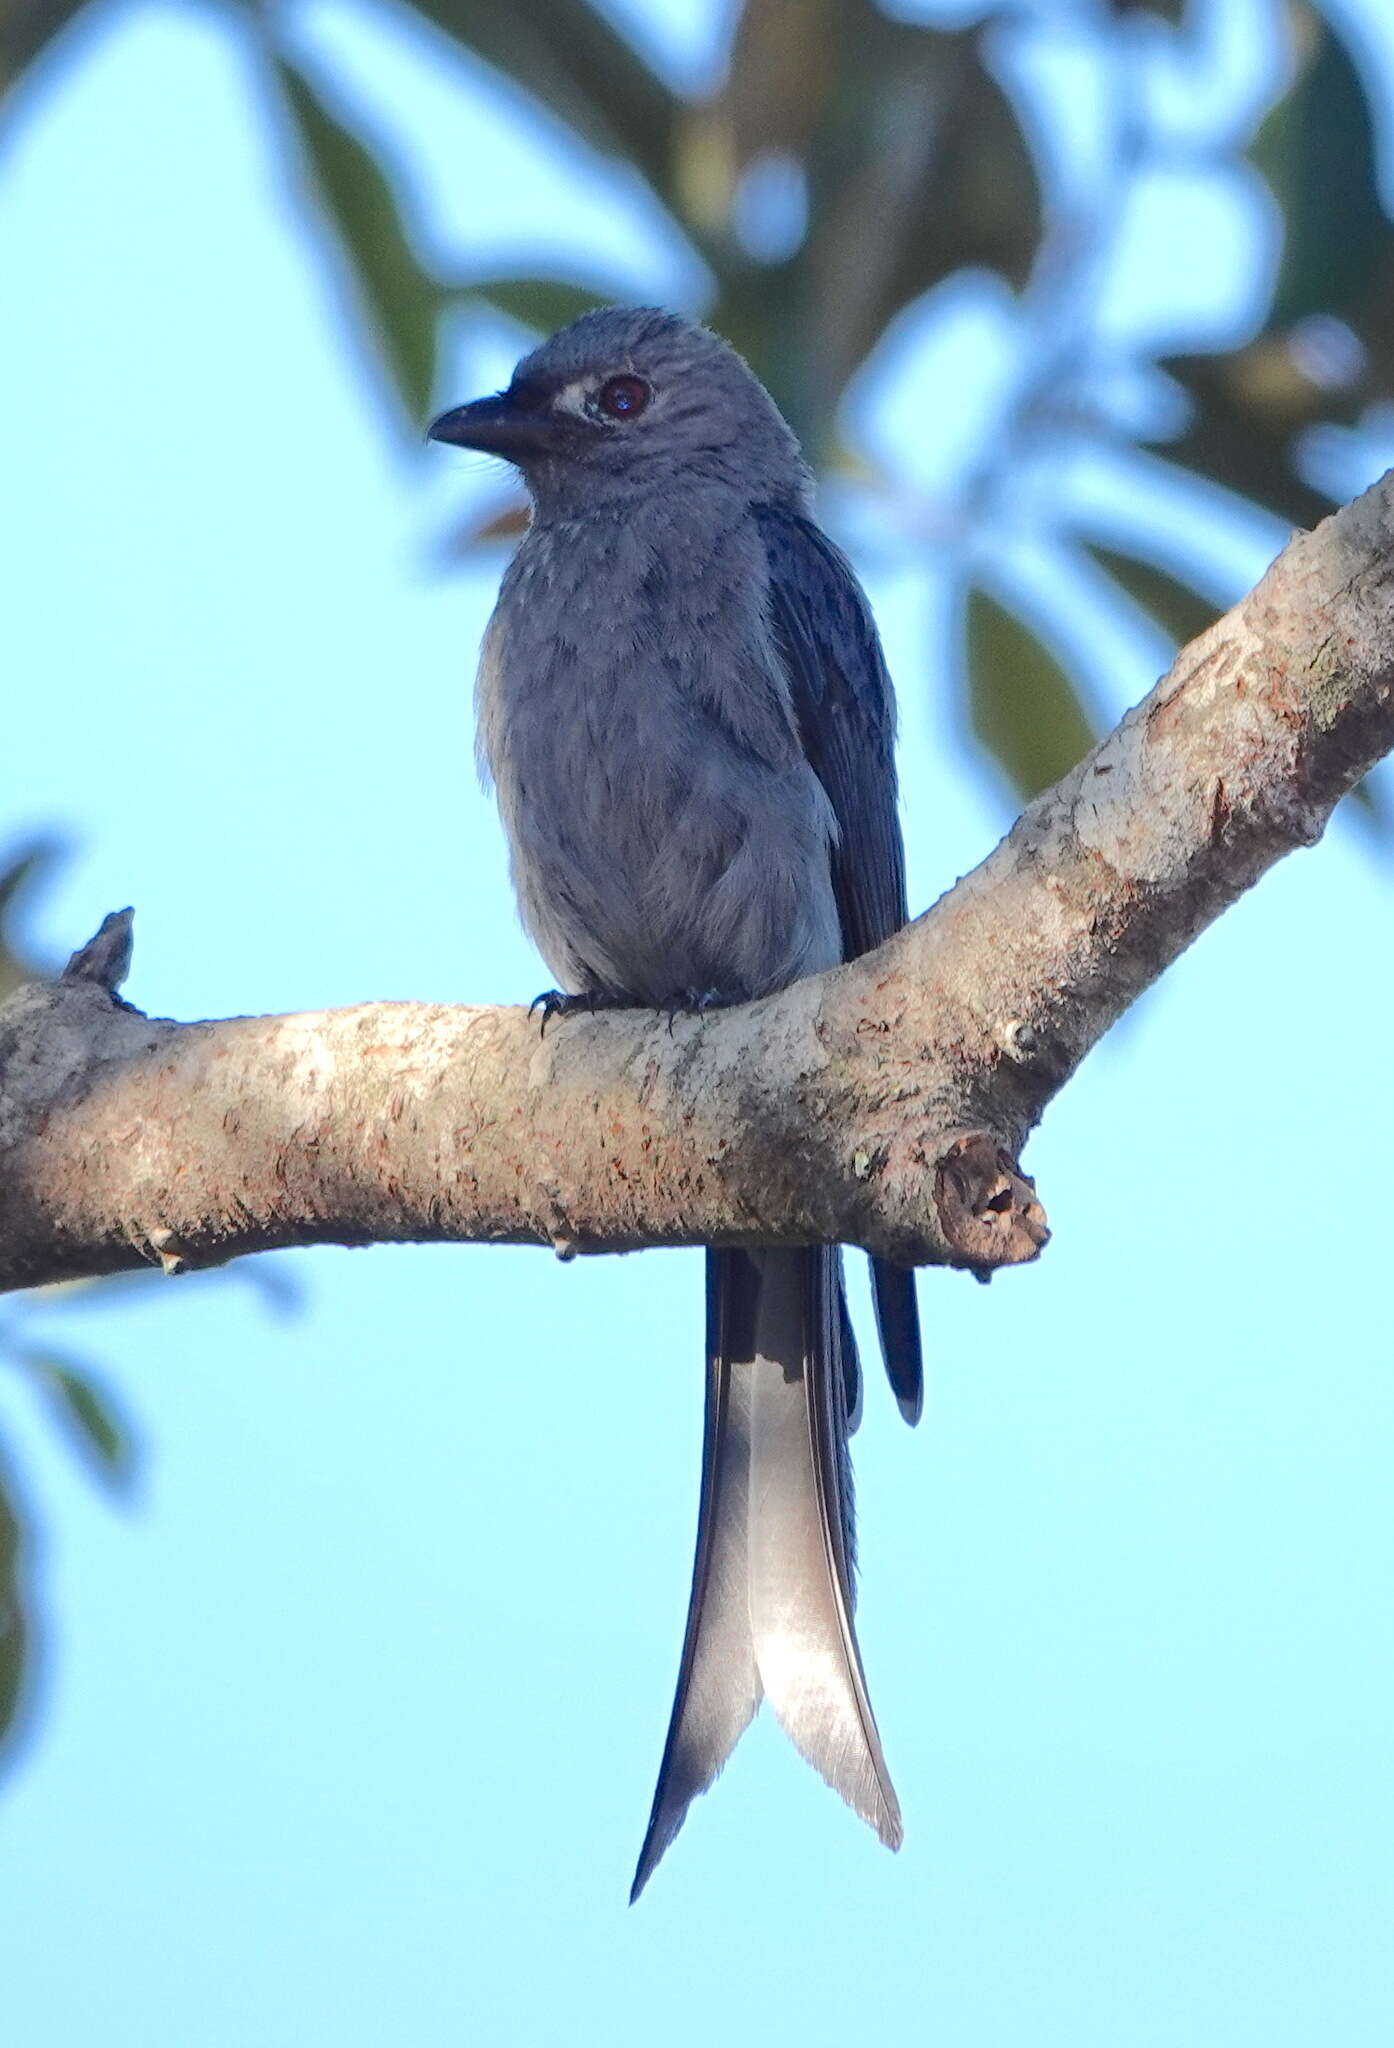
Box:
2 474 1392 1294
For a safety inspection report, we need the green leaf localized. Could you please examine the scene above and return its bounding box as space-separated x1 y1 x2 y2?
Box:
1156 352 1336 529
966 589 1098 801
20 1350 136 1491
0 0 93 104
273 54 442 432
1252 9 1391 331
866 28 1041 311
463 274 610 334
400 0 677 196
696 8 1041 456
1084 543 1220 647
0 836 63 1000
1108 0 1188 19
1151 10 1394 525
0 1448 31 1761
1343 772 1391 841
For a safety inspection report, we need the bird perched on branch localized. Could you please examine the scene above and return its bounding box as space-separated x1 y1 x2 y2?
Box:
430 307 921 1898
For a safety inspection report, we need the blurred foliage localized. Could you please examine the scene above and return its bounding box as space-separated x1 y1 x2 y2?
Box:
967 590 1098 802
0 846 301 1762
0 839 60 1000
0 1340 132 1757
2 0 1394 1771
0 0 92 95
274 51 442 426
1081 544 1221 651
0 1440 27 1770
0 1251 302 1763
21 1350 137 1490
0 847 47 1758
5 0 1394 808
1163 6 1394 541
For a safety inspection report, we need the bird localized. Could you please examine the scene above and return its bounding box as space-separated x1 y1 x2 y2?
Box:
429 306 922 1899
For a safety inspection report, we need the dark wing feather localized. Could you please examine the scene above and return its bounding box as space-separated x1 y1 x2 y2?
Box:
756 504 908 961
756 502 924 1425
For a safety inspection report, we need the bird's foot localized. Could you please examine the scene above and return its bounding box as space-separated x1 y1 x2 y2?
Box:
529 988 639 1036
662 987 736 1036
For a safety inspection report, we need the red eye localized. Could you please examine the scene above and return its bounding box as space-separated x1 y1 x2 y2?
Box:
596 374 651 420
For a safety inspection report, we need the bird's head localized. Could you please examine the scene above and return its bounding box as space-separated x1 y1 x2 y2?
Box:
429 306 810 519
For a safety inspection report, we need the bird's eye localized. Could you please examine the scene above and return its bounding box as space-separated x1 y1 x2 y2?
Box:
595 374 651 421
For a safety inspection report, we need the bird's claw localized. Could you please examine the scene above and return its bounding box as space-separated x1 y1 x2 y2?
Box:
663 987 732 1036
530 988 637 1036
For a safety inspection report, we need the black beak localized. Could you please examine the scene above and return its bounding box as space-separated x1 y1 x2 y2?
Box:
427 392 552 460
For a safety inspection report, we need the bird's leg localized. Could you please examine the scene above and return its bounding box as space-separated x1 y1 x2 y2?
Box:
529 988 641 1036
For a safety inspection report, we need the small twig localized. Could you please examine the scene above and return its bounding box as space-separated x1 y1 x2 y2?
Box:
62 909 134 993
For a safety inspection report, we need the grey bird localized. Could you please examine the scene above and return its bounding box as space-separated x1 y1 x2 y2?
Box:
429 307 922 1898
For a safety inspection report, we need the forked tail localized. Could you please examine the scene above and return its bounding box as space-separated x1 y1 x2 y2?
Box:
630 1246 901 1900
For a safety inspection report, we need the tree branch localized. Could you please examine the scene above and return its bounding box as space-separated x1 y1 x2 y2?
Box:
3 474 1392 1295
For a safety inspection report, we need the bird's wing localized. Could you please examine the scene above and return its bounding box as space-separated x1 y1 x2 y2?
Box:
756 503 908 965
755 502 924 1425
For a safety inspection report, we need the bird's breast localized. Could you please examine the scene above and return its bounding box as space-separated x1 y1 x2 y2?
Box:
476 509 840 1001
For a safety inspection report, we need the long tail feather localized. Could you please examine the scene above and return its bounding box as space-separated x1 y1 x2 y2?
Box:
631 1248 900 1900
630 1253 763 1900
747 1248 901 1846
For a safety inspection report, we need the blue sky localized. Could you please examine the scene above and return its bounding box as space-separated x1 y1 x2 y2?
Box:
2 3 1392 2042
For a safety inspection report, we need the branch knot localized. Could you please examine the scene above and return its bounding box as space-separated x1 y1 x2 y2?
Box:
933 1135 1050 1275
